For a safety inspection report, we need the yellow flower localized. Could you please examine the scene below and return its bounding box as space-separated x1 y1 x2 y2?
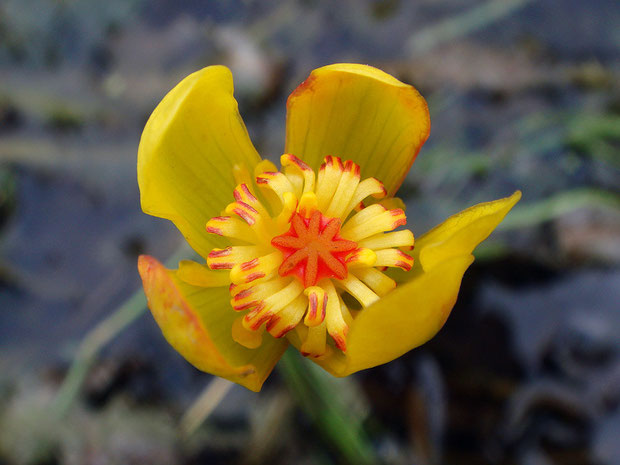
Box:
137 64 520 392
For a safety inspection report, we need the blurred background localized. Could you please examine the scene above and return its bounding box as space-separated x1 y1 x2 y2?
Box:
1 0 619 464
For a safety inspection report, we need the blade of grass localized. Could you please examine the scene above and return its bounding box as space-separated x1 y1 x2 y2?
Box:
407 0 536 56
179 377 234 437
499 188 620 230
567 114 620 168
278 349 376 465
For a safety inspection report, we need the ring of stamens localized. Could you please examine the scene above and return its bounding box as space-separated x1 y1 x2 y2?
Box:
203 154 415 358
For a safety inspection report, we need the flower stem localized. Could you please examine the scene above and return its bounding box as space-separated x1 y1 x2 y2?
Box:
278 349 377 465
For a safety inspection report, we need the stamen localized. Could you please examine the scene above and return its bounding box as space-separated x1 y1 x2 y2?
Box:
230 276 288 311
340 208 407 241
343 177 387 219
358 230 414 251
230 251 282 285
316 156 345 211
254 159 279 178
233 183 259 207
256 171 296 205
352 267 396 297
337 293 354 327
297 192 318 218
338 274 380 307
252 160 282 213
374 249 414 271
266 294 307 338
206 216 258 243
225 201 274 241
207 245 267 270
275 192 298 231
262 279 305 311
281 153 315 194
304 286 327 327
321 280 349 352
229 275 278 299
340 203 386 233
345 247 377 268
242 279 304 331
226 201 258 226
301 321 328 358
325 160 361 218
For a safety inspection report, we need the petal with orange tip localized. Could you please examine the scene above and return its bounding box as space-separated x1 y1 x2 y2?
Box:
138 255 287 392
285 64 430 196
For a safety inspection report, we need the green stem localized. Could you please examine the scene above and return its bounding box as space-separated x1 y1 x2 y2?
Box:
278 349 377 465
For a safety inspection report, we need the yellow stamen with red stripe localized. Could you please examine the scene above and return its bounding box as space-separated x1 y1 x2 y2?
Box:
204 154 415 358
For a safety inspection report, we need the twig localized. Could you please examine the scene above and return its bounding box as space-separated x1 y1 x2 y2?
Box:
179 377 234 437
278 349 376 465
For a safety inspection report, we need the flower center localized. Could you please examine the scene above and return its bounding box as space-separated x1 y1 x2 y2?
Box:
203 154 415 358
271 210 357 288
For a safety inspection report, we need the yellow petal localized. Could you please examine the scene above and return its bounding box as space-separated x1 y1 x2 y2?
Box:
285 64 430 196
311 192 521 376
314 254 473 377
138 66 261 259
138 255 287 392
416 191 522 272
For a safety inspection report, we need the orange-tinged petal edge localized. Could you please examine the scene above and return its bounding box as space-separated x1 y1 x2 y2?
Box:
138 255 287 391
285 63 430 196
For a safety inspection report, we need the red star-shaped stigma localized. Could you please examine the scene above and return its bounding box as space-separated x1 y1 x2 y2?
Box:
271 210 358 288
